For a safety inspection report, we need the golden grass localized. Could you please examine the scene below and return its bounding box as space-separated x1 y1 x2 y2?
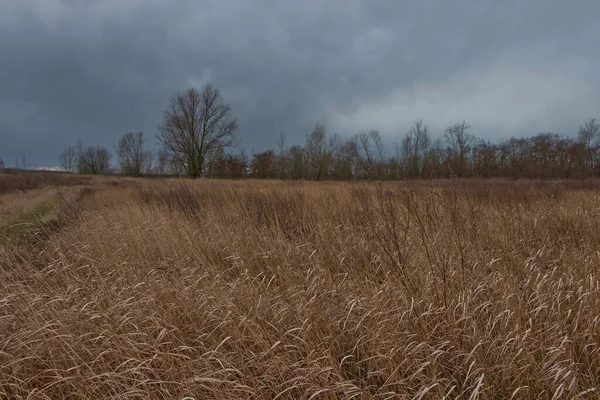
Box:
0 187 58 227
1 178 600 399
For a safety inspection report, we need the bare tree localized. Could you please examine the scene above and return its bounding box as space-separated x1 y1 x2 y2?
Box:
275 132 288 179
578 117 599 173
287 145 306 179
402 120 430 177
422 138 445 178
117 132 153 176
59 146 77 172
0 158 5 169
250 150 277 178
158 84 238 177
370 130 387 179
357 130 386 179
16 153 28 170
211 151 247 179
306 123 328 180
155 149 171 175
78 146 111 174
276 132 287 156
369 130 386 163
445 121 473 177
358 131 374 177
334 136 358 180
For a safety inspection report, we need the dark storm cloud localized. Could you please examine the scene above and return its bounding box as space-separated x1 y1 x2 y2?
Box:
1 0 599 167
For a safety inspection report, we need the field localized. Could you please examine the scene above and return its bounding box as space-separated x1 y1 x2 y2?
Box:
1 172 600 399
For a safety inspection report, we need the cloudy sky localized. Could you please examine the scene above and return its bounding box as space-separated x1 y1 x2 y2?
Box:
1 0 599 167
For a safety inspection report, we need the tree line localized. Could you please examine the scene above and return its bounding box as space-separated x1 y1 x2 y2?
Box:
55 83 600 180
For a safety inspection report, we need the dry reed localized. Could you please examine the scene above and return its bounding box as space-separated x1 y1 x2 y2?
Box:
1 178 599 399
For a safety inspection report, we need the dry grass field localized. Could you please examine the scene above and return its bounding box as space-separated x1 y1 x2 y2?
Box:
1 173 600 399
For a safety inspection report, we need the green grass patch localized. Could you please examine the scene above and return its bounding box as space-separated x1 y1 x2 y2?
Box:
0 202 55 244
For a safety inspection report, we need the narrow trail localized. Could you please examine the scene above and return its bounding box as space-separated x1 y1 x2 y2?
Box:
0 184 97 267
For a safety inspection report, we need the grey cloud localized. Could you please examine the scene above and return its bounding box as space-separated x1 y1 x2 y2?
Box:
1 0 599 166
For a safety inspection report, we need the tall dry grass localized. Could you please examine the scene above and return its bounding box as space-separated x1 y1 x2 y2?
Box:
0 170 92 195
1 178 600 399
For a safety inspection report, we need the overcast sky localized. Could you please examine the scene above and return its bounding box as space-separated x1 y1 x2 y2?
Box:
1 0 599 167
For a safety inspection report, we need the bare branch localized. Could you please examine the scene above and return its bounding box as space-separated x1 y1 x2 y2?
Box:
157 84 238 177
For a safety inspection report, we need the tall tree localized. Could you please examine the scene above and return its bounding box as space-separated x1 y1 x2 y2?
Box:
357 132 374 178
78 146 111 174
158 84 238 177
117 132 153 176
59 146 77 172
306 123 328 180
287 145 306 180
275 132 288 179
0 158 5 169
402 120 430 178
357 130 386 179
445 121 474 177
578 117 600 174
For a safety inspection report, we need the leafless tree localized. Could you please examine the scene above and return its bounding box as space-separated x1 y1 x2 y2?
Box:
445 120 473 177
15 153 28 170
358 132 373 164
155 149 171 175
276 132 287 155
117 132 153 176
250 150 277 178
578 118 599 172
306 123 328 180
422 138 445 178
287 145 306 180
78 146 111 174
369 130 386 163
158 84 238 177
402 120 430 177
334 136 359 180
59 146 77 172
275 132 288 178
0 158 5 169
356 130 386 179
